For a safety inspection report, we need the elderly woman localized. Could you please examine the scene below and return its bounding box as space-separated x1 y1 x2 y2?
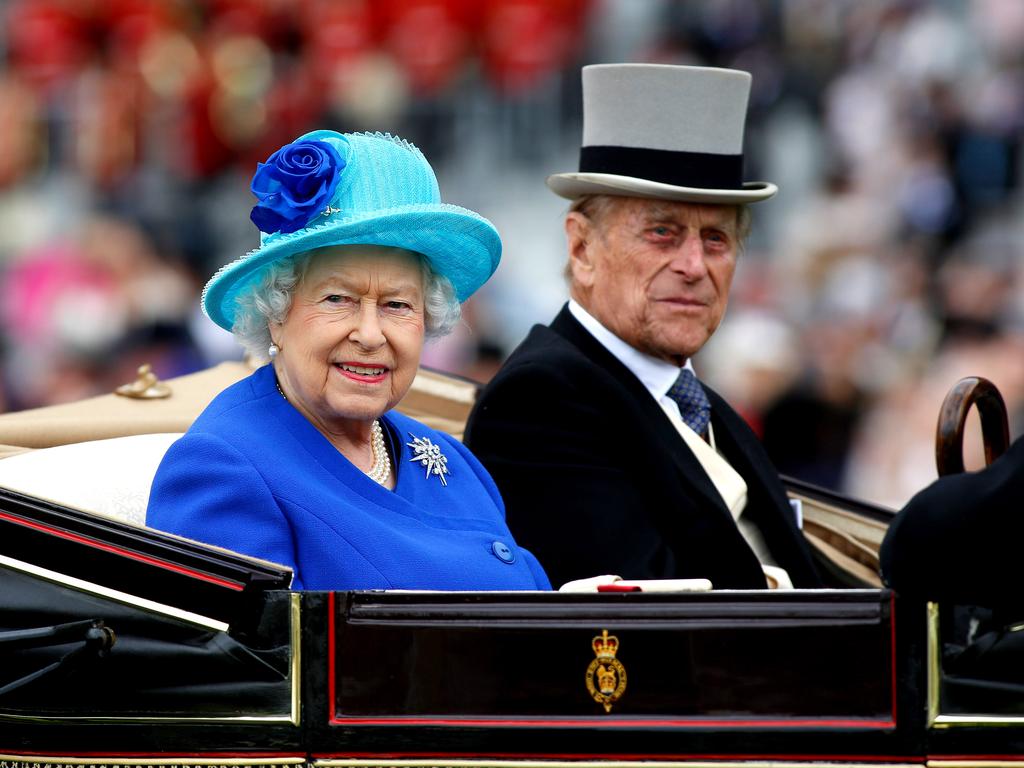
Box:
147 130 550 591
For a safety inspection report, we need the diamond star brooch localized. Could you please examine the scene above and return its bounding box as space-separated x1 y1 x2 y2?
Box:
406 433 450 486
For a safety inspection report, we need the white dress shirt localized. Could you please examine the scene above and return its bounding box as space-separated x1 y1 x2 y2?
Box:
568 300 707 439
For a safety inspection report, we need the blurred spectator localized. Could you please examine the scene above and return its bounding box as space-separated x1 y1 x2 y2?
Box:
0 214 196 408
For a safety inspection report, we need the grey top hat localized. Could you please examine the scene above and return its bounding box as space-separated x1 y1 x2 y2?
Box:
547 63 777 204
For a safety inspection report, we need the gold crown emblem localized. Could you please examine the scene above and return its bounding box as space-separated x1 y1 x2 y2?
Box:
586 629 626 712
592 629 619 661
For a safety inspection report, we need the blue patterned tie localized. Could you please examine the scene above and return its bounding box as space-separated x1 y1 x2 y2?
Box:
667 368 711 437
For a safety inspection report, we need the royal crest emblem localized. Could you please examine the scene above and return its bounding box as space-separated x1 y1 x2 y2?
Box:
585 629 627 713
406 433 450 486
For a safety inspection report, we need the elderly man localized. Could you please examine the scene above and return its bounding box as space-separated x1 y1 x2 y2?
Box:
465 64 821 590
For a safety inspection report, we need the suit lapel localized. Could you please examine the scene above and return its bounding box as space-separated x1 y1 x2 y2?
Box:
706 384 821 585
549 306 736 525
705 385 790 513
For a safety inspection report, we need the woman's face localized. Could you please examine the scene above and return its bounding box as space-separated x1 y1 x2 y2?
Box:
273 245 426 432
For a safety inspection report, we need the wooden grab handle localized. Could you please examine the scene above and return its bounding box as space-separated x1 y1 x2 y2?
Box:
935 376 1010 477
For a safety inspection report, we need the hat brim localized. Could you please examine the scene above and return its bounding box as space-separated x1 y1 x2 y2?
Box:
203 203 500 331
546 172 777 204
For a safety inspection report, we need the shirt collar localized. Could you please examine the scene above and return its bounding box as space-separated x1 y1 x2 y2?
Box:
567 299 693 401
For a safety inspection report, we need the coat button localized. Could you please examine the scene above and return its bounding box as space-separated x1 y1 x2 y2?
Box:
491 540 515 564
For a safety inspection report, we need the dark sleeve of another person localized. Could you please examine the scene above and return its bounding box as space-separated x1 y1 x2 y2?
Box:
880 435 1024 606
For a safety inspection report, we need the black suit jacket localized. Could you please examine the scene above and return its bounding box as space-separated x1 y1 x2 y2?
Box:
465 305 822 590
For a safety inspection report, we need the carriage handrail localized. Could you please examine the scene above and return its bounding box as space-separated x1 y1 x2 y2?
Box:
935 376 1010 476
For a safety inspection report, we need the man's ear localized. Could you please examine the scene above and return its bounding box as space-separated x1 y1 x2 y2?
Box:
565 212 596 288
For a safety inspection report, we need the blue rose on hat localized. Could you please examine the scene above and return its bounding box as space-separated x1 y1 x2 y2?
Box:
250 140 346 234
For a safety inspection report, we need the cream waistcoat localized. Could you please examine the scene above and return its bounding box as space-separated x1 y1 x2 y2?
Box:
660 402 792 589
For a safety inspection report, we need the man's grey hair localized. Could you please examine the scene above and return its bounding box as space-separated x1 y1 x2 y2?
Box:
232 248 461 363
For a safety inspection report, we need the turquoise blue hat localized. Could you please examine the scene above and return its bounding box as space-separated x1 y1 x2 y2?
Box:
202 129 502 331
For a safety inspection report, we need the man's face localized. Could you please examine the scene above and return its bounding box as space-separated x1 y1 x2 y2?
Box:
568 197 740 365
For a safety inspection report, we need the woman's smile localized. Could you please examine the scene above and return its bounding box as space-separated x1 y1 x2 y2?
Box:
335 361 390 384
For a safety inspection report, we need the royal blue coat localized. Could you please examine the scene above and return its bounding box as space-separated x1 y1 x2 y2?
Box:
147 364 551 591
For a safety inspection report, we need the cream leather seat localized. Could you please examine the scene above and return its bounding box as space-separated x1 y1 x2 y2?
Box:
0 433 182 526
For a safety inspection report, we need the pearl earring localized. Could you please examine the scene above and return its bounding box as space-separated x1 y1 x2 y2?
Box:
268 343 280 359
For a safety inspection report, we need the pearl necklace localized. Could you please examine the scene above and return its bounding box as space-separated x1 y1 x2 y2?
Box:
365 419 391 486
276 377 391 486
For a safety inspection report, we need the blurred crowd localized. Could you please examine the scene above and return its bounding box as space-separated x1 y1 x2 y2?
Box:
0 0 1022 508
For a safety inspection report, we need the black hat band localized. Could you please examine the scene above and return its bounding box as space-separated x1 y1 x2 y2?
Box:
579 145 745 190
